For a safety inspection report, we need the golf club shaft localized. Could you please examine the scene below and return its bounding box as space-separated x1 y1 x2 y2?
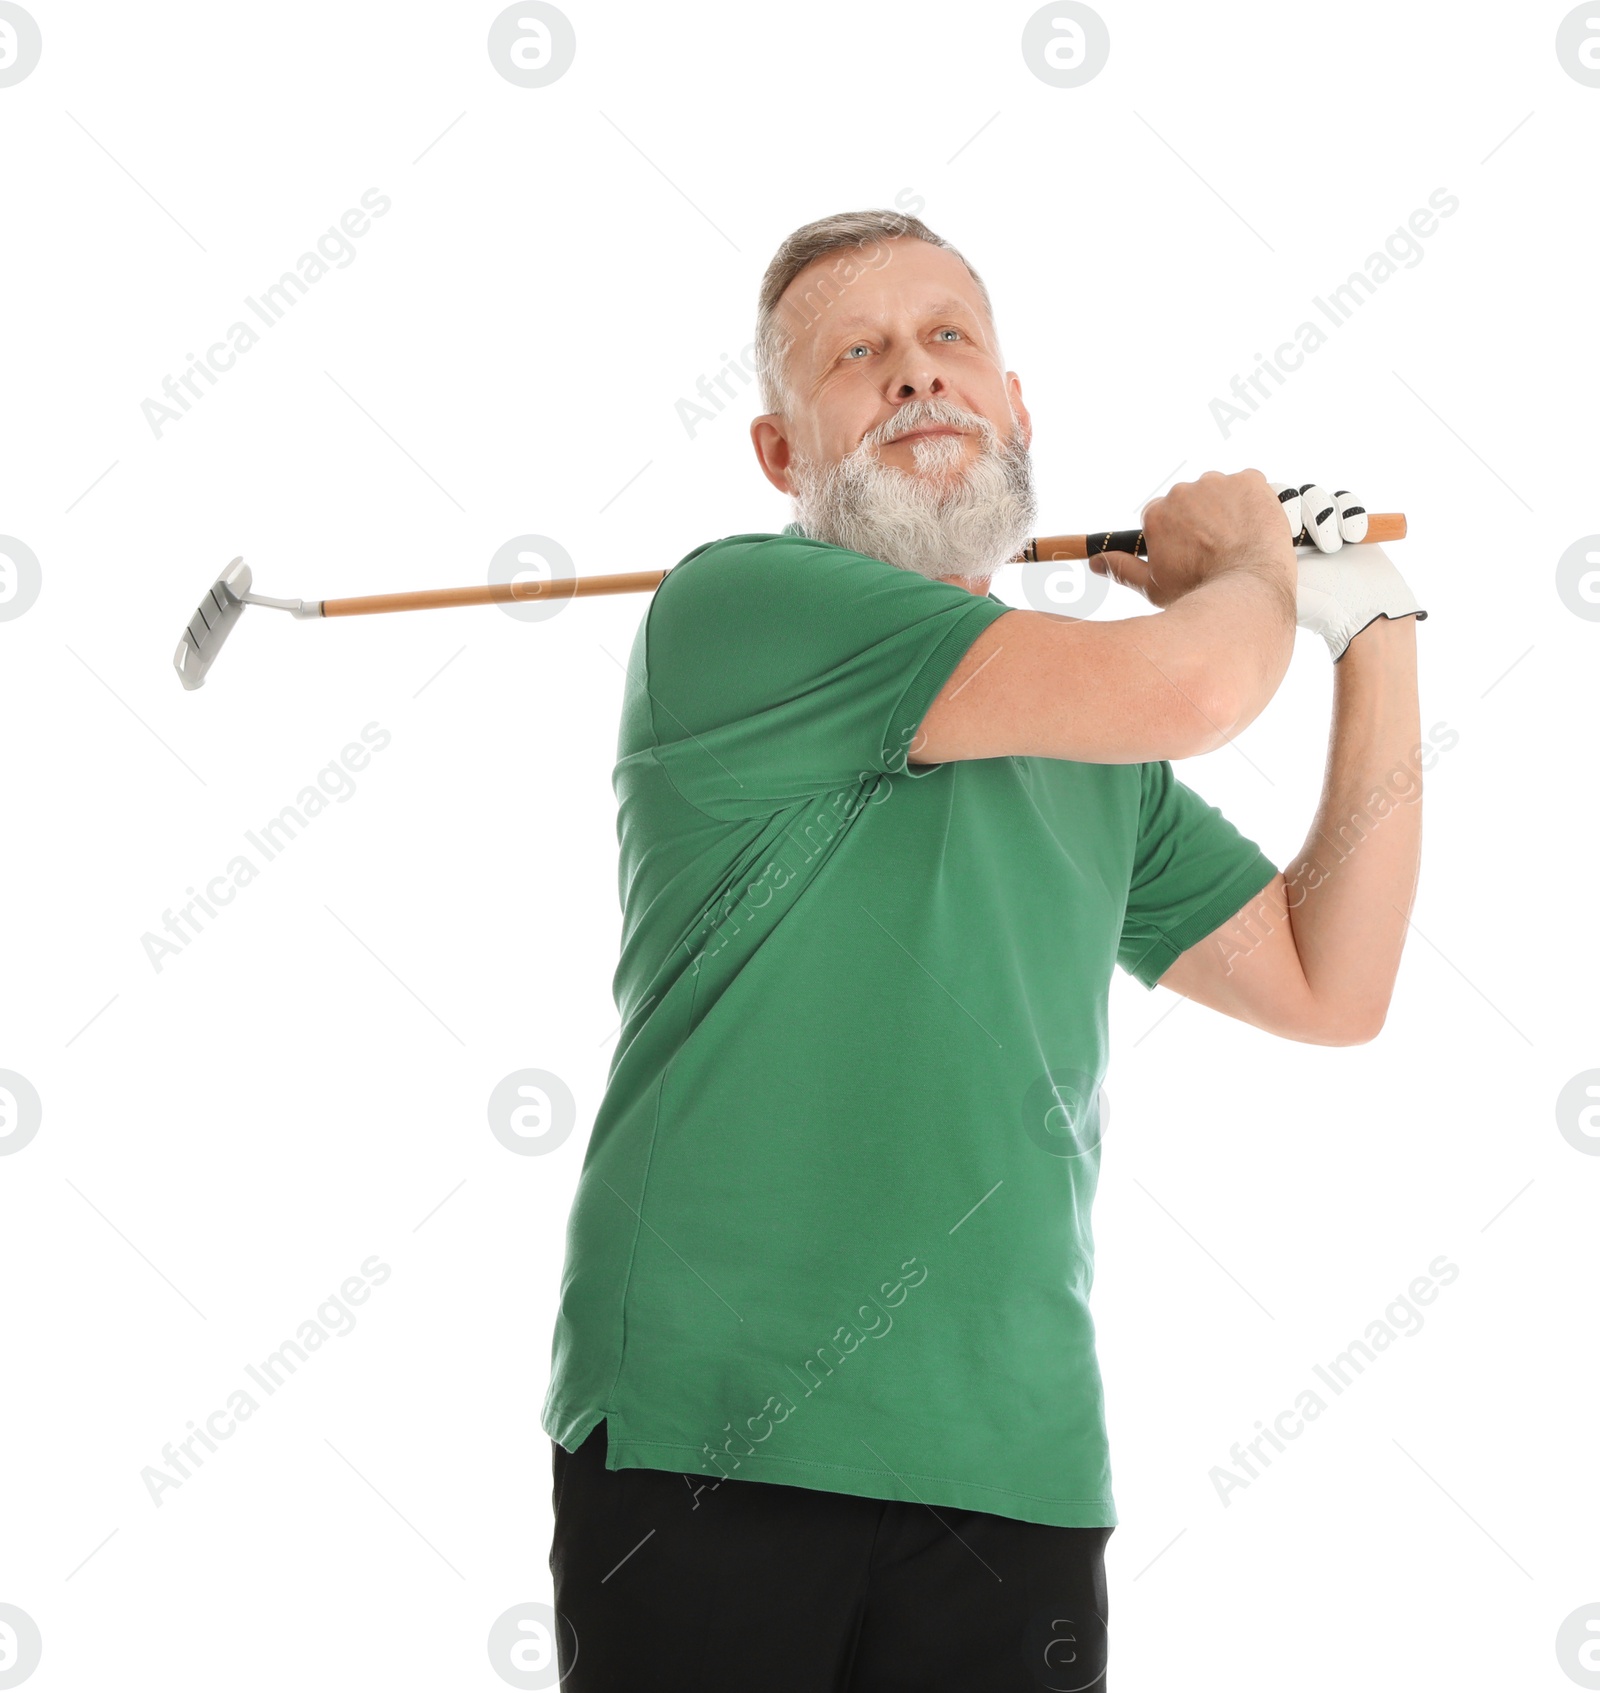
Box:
320 569 666 617
314 513 1408 617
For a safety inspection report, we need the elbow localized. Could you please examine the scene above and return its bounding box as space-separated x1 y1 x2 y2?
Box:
1171 641 1289 758
1324 1016 1385 1048
1166 664 1251 759
1303 1000 1389 1047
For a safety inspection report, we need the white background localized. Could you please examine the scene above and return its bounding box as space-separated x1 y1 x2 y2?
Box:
1 2 1596 1688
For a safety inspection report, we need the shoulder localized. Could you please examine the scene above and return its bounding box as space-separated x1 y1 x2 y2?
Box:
650 531 913 639
660 531 875 596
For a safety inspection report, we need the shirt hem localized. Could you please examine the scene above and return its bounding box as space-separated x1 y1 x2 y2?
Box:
1126 851 1281 989
544 1401 606 1455
596 1428 1118 1529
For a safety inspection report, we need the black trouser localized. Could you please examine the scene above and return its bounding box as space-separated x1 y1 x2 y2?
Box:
549 1419 1111 1691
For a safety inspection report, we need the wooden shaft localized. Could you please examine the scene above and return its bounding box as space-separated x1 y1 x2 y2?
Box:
316 515 1408 616
320 570 668 617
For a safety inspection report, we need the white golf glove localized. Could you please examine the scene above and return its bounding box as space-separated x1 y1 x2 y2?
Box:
1271 481 1428 662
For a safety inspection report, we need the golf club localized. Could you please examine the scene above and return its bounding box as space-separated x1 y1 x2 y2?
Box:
173 511 1409 690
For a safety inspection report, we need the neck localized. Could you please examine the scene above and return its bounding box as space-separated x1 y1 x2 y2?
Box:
937 573 992 597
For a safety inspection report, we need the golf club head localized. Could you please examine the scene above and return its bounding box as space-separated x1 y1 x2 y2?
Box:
174 557 251 690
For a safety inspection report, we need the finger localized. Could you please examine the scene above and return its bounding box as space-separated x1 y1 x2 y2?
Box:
1298 483 1342 553
1333 488 1368 543
1270 482 1302 541
1087 549 1155 599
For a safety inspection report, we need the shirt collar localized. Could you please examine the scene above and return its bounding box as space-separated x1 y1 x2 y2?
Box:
778 523 1003 605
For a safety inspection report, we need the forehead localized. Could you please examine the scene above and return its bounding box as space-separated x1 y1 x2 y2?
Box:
776 238 991 350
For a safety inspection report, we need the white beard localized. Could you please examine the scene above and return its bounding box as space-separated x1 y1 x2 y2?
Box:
788 398 1038 583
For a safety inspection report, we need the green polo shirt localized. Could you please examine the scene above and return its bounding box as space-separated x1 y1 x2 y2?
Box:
541 528 1280 1528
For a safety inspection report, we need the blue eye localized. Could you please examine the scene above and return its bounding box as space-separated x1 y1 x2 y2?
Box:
842 329 960 361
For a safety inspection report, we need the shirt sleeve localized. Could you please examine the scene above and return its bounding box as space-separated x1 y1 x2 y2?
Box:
641 533 1011 820
1117 759 1281 989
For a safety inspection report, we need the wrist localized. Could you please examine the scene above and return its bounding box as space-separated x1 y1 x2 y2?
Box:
1336 609 1420 666
1226 544 1298 618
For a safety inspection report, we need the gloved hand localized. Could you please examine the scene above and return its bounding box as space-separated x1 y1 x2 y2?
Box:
1271 481 1429 661
1270 481 1368 553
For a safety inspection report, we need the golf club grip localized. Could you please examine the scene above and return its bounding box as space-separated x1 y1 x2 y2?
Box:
316 513 1409 615
1023 511 1407 562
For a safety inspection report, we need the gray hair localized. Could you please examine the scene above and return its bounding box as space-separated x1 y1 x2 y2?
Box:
753 209 995 417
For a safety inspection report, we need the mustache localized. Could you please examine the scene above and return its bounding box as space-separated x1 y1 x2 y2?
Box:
858 400 1002 455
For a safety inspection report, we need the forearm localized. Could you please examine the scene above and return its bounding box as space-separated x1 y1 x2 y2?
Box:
1284 615 1422 1033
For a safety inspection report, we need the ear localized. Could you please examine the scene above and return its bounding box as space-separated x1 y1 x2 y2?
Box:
1005 371 1032 447
750 414 797 495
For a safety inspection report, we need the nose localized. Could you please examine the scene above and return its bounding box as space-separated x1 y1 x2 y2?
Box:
891 369 948 403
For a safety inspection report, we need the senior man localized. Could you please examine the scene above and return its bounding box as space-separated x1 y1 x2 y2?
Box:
540 209 1425 1691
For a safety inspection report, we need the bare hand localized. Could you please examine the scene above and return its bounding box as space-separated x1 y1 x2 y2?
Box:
1088 470 1297 609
